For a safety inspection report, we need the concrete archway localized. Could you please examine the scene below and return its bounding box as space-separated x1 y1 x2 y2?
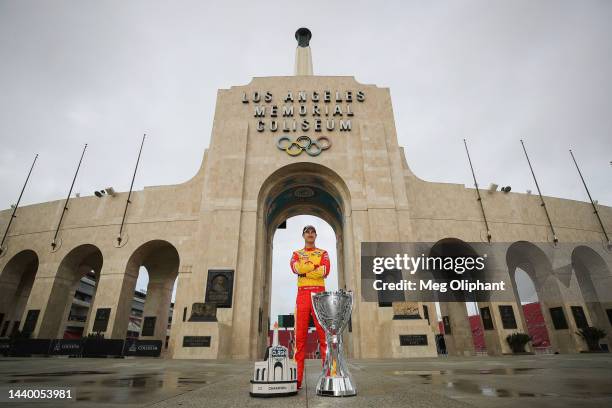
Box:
39 244 103 339
572 246 612 346
429 238 479 356
0 250 38 337
507 241 583 353
119 240 180 343
252 162 352 359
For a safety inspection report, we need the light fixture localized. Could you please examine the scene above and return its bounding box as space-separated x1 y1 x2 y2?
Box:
488 183 498 193
105 187 116 197
94 191 105 198
526 190 532 195
501 186 512 193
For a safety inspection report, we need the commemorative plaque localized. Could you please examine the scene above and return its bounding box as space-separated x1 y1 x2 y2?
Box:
141 316 156 336
571 306 588 329
498 305 517 329
480 306 494 330
399 334 428 346
550 307 569 330
183 336 211 347
442 316 452 334
93 308 111 332
392 302 420 319
205 269 234 308
22 309 40 336
188 302 217 322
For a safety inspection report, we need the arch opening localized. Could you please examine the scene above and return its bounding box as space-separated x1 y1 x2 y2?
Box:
253 162 351 359
120 240 179 345
571 246 612 341
0 250 39 338
41 244 103 339
429 239 482 356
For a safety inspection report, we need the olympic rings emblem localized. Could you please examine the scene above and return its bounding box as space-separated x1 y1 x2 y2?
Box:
276 135 332 157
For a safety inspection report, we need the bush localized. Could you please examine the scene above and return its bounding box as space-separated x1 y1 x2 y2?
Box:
577 327 606 351
506 332 531 353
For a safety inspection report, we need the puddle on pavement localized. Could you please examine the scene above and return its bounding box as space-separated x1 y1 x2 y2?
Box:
391 368 538 376
389 369 560 398
445 379 558 398
4 371 209 403
11 370 114 377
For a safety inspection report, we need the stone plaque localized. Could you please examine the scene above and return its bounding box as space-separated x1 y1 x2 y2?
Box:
392 302 421 319
183 336 211 347
1 320 9 337
205 269 234 308
22 309 40 336
141 316 156 336
498 305 517 329
480 306 494 330
550 307 568 330
571 306 588 329
188 302 217 322
93 308 111 332
442 316 452 334
399 334 428 346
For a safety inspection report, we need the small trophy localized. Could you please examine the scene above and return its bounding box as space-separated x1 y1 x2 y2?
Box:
311 289 357 397
250 322 298 397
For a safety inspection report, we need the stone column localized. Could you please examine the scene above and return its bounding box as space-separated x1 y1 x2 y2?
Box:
85 261 137 339
439 302 474 356
140 277 174 342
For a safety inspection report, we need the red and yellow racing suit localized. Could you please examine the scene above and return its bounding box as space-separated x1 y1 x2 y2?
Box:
290 247 330 388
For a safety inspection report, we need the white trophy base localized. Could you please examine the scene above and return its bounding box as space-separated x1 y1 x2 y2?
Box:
316 376 357 397
250 380 298 397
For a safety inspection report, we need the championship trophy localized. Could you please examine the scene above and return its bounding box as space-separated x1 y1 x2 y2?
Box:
311 289 357 397
249 322 298 397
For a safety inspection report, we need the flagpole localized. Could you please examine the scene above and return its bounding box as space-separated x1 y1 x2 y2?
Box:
520 139 558 244
569 149 610 246
52 144 88 249
117 134 146 245
463 139 491 242
0 154 39 255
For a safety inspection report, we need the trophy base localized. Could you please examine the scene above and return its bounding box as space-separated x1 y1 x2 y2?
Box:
249 380 298 398
315 376 357 397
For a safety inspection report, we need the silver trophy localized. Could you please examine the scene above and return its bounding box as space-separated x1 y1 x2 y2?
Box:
311 289 357 397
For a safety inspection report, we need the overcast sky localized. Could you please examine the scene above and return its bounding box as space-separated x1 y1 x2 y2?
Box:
0 1 609 322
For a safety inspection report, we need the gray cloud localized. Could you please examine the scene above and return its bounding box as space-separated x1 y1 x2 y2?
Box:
1 1 609 209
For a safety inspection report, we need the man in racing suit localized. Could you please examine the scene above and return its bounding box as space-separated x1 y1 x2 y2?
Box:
290 224 330 390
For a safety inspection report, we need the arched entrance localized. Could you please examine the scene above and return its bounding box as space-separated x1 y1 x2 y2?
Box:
269 215 338 357
572 246 612 345
507 241 576 353
120 240 179 343
252 163 353 359
0 250 39 337
40 244 103 339
429 238 479 356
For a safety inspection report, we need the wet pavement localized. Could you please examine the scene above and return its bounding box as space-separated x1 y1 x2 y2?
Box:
0 354 610 407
